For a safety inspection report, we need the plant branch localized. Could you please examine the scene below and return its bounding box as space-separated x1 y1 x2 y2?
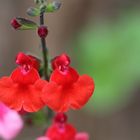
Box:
39 11 53 120
40 12 49 80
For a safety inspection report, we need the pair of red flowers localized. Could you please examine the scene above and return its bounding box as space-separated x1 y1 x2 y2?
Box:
0 52 94 113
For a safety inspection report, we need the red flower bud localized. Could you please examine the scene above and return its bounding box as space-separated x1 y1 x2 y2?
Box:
38 26 48 38
54 113 67 124
11 18 21 29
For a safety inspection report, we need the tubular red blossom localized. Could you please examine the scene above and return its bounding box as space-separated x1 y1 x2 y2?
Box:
42 54 95 112
46 113 76 140
0 53 47 112
36 114 89 140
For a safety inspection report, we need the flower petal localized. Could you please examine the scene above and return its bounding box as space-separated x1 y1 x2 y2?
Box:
0 77 22 111
23 80 47 112
50 67 79 86
11 67 40 85
0 77 47 112
42 82 67 112
69 75 94 110
42 75 94 112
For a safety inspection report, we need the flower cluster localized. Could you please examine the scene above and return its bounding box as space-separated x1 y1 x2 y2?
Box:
0 53 46 112
0 53 94 113
0 0 95 139
37 113 89 140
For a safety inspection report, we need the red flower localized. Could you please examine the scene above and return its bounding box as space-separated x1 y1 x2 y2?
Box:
37 113 89 140
46 123 76 140
0 52 47 112
46 113 76 140
42 54 95 112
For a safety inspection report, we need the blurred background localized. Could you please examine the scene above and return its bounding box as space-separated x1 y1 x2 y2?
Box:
0 0 140 139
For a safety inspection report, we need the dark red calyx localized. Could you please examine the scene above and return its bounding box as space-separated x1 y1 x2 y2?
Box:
38 26 48 38
54 113 68 124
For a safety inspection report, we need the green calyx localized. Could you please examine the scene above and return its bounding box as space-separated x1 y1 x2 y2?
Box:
16 17 38 30
27 7 40 17
45 1 61 12
27 1 61 17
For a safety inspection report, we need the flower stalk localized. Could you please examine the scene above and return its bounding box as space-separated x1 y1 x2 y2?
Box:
39 9 53 120
39 12 49 80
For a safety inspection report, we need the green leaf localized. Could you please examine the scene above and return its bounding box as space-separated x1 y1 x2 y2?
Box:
27 7 40 17
16 17 38 30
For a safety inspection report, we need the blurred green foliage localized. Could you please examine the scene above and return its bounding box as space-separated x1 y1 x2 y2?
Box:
70 11 140 114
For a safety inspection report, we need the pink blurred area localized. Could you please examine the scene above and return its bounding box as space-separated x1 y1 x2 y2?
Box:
0 102 23 140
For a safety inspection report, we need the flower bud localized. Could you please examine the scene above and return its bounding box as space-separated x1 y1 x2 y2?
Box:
38 26 48 38
11 17 38 30
11 18 21 29
46 1 61 12
27 7 40 17
54 113 67 124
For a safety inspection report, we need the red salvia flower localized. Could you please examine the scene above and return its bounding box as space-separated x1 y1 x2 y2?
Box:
37 113 89 140
0 52 47 112
42 54 95 112
46 113 77 140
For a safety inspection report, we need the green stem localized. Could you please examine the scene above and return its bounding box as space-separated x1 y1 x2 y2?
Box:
40 12 49 80
40 11 53 120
